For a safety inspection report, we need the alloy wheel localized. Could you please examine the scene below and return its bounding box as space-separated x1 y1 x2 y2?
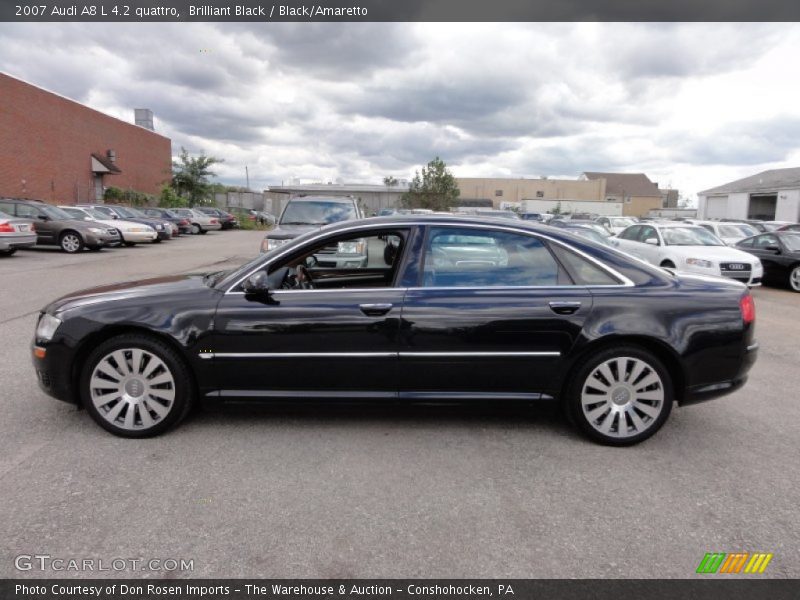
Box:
191 224 201 234
61 233 82 253
580 356 665 439
88 348 176 431
790 266 800 292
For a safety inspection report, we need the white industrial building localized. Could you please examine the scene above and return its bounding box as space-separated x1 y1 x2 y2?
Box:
698 167 800 221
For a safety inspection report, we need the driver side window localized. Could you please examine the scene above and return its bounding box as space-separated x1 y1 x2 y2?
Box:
266 230 408 290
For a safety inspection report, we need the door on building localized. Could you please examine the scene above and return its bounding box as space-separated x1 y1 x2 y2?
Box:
748 195 777 220
93 175 104 201
705 196 728 219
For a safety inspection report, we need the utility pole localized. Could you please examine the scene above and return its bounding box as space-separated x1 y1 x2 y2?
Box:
245 165 250 190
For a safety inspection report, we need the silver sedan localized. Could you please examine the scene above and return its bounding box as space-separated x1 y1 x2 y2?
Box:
0 210 37 256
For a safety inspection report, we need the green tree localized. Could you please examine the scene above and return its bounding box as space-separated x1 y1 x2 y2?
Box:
383 175 398 188
171 147 223 206
401 157 460 211
158 185 188 208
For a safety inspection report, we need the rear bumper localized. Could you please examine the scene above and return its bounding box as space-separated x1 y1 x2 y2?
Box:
680 341 758 406
0 233 37 250
120 231 158 243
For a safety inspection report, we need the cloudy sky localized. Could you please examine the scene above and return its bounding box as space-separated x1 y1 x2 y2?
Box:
2 22 800 201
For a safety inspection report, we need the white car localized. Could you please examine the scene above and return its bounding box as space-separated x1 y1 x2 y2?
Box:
614 222 763 286
595 216 638 235
171 208 222 234
59 206 158 245
689 220 759 246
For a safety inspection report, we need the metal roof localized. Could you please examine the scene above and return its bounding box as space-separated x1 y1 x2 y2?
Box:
700 167 800 195
581 172 661 197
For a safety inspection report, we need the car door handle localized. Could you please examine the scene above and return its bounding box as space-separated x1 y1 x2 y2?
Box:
359 303 393 316
549 301 582 315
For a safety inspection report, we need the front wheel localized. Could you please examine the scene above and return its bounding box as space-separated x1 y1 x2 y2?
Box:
80 334 194 437
789 265 800 292
191 224 201 235
566 346 673 446
59 231 84 253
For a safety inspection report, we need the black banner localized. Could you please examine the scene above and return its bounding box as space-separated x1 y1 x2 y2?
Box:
4 0 800 22
2 580 800 600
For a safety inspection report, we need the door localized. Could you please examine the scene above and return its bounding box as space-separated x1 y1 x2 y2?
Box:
749 233 785 280
397 226 595 398
14 203 56 244
209 228 410 398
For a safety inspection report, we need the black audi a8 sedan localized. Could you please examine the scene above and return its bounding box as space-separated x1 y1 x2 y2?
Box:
32 216 758 445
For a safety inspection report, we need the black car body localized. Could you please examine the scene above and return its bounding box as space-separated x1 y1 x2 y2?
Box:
736 231 800 292
196 207 238 229
0 198 120 252
78 204 171 241
142 207 193 234
32 216 758 445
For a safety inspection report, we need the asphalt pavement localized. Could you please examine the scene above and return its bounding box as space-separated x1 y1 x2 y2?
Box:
0 230 798 578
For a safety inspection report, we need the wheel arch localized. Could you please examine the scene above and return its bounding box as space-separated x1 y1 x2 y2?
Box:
69 325 197 407
560 335 686 403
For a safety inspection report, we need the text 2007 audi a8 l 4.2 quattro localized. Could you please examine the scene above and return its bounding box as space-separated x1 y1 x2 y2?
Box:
31 216 758 445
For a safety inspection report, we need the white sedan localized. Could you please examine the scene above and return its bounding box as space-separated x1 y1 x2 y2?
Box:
595 216 639 235
613 222 763 286
688 220 759 246
59 206 157 245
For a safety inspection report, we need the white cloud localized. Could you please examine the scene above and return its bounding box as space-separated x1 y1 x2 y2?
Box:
2 22 800 199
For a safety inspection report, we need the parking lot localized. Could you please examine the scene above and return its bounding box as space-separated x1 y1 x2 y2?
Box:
0 229 798 578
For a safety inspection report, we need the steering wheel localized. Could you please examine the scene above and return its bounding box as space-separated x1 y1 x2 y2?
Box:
294 264 314 290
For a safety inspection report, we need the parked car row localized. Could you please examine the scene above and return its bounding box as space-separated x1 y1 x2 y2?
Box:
0 198 239 256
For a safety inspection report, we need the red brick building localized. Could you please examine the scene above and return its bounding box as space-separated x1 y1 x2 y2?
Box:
0 72 171 204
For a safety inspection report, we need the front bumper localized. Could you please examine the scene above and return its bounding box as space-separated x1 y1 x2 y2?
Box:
85 231 121 247
32 342 77 404
120 230 158 243
0 233 37 250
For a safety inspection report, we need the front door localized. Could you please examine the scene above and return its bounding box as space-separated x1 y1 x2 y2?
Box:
209 229 410 399
397 226 594 398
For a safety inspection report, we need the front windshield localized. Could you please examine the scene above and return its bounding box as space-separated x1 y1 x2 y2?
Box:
280 201 356 225
569 228 610 245
41 205 74 220
124 207 149 218
84 208 109 220
609 217 636 227
661 226 725 246
112 206 137 218
719 223 756 238
782 234 800 252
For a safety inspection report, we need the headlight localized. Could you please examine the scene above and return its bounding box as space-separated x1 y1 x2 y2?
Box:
265 238 290 251
337 240 366 254
686 258 713 268
36 313 62 342
88 227 104 234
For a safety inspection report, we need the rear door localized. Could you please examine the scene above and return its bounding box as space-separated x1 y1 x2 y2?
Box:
397 225 598 398
14 203 56 244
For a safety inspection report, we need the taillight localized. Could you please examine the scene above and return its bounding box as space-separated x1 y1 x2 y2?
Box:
180 219 189 225
740 294 755 325
211 219 218 224
0 222 14 233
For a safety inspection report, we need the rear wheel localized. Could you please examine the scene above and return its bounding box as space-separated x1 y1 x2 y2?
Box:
199 229 208 235
81 334 193 437
191 223 201 235
124 241 136 247
789 265 800 292
566 346 673 446
59 231 84 253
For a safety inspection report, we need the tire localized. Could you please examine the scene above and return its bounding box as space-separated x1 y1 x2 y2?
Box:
660 260 676 269
0 248 17 256
191 224 201 235
199 229 208 235
565 346 673 446
59 231 84 253
124 242 136 247
80 334 194 438
789 265 800 292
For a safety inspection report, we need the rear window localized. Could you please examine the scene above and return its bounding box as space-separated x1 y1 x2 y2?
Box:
550 244 621 286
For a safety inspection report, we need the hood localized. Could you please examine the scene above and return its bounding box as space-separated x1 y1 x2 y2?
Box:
44 274 212 315
266 223 322 240
668 245 759 263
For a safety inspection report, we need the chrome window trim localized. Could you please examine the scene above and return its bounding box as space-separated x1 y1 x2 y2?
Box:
224 220 634 295
200 351 560 360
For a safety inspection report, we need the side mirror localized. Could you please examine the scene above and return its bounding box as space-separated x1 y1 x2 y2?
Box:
37 214 49 221
304 255 318 268
764 245 781 253
242 271 270 295
644 237 659 245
